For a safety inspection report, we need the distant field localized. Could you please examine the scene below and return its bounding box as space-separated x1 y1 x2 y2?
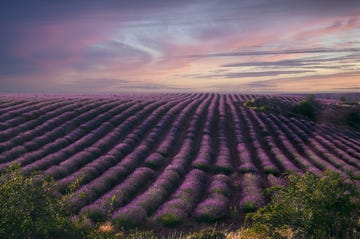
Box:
0 93 359 228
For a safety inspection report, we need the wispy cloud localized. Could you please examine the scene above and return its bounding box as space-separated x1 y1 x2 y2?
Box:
295 17 360 40
60 78 189 93
208 71 360 93
186 48 360 58
336 87 360 90
0 1 359 93
190 70 316 79
220 54 360 70
267 70 360 83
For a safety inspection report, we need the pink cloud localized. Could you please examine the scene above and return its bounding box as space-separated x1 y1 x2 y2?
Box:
1 1 359 93
10 20 113 72
295 17 359 41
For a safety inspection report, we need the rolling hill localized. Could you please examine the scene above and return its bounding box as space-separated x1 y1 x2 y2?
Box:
0 93 359 228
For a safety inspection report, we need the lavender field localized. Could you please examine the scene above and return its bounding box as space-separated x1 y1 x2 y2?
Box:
0 93 359 228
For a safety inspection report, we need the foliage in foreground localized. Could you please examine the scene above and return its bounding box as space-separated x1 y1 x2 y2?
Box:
0 164 132 239
186 228 225 239
0 164 83 239
248 170 360 239
1 164 360 239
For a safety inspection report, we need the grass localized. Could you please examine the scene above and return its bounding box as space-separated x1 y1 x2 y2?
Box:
84 224 288 239
88 224 360 239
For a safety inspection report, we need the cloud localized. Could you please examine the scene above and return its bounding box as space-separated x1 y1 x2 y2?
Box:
267 70 360 84
74 40 153 71
186 48 360 58
57 78 189 93
0 76 189 93
114 83 189 91
190 70 316 79
206 81 278 93
0 1 359 93
244 0 360 18
0 57 39 76
335 87 360 90
250 71 360 92
0 1 198 23
62 78 133 90
207 71 360 93
223 70 317 78
220 54 360 70
295 17 360 40
0 19 112 76
243 81 277 89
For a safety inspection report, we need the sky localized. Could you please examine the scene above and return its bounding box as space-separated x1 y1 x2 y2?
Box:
0 0 360 94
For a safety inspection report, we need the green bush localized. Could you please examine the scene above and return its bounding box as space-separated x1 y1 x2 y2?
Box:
0 164 83 239
242 99 267 111
242 202 258 213
293 95 317 120
242 99 253 108
248 170 360 239
346 111 360 128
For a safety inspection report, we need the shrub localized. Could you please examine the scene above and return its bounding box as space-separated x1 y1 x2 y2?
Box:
293 95 317 120
241 202 258 213
0 164 82 239
242 99 253 108
242 99 267 111
346 111 360 128
248 170 360 239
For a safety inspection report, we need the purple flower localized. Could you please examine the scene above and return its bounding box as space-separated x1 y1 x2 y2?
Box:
80 204 107 222
194 196 229 222
112 205 147 229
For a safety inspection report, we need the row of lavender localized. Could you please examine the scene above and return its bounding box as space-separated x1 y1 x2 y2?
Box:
0 93 359 227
